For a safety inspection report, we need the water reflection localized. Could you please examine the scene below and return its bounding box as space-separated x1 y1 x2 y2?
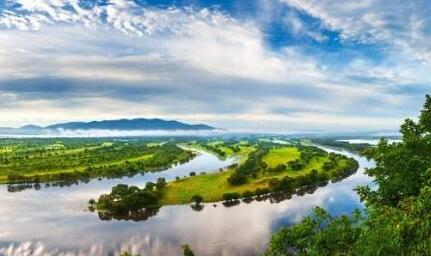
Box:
0 146 374 256
95 208 160 222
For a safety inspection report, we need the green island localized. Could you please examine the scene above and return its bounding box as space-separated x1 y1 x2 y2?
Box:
91 139 358 219
0 138 194 184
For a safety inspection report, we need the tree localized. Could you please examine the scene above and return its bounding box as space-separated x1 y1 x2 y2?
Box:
227 173 247 185
181 244 195 256
222 192 240 201
358 94 431 207
155 177 167 190
191 194 203 205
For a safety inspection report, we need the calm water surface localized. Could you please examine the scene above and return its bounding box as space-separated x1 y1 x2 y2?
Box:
337 138 400 145
0 146 374 255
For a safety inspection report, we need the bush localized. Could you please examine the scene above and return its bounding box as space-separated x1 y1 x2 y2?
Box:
242 190 254 199
191 194 203 205
227 173 248 185
255 187 270 196
181 244 195 256
222 192 240 201
287 159 303 171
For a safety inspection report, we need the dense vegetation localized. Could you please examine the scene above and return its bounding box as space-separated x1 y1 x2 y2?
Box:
227 146 269 185
89 178 167 221
0 138 194 184
266 95 431 255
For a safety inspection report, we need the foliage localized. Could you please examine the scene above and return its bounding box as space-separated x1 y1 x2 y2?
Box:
267 94 431 255
227 146 269 185
191 194 203 205
181 244 195 256
287 159 303 171
226 172 248 185
92 179 166 220
222 192 241 201
266 207 363 255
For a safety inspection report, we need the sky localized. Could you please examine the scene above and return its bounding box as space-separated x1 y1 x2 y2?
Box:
0 0 430 133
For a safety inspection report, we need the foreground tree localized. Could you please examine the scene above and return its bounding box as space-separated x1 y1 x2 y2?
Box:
181 244 195 256
191 194 203 205
266 95 431 255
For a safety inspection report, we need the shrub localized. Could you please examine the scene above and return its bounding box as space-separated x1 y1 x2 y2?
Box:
222 192 240 201
227 173 248 185
181 244 195 256
242 190 254 199
191 194 203 205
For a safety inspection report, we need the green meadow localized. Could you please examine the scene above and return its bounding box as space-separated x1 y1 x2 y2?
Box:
161 144 355 205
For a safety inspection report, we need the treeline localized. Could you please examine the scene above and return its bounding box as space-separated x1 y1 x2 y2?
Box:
266 95 431 255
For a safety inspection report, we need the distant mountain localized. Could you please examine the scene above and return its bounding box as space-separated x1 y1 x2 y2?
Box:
0 118 216 135
35 118 215 131
19 124 43 130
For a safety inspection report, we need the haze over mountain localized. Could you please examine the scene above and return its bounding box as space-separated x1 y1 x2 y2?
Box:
0 118 216 135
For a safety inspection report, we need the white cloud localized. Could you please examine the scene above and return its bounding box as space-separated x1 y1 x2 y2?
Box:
282 0 431 63
0 0 428 132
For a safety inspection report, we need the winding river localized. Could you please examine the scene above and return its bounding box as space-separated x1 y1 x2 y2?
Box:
0 146 374 255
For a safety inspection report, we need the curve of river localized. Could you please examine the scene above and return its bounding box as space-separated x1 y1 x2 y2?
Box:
0 146 374 255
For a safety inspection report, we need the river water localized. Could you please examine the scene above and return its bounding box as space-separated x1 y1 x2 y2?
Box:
0 146 374 255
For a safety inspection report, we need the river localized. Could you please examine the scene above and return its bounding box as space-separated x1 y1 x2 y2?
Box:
0 146 374 255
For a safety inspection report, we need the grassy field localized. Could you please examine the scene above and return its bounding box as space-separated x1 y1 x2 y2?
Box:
161 146 352 205
262 146 300 168
0 138 193 183
0 154 155 183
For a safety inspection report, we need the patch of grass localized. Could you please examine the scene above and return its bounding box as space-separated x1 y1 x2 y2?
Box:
207 141 224 146
262 147 300 168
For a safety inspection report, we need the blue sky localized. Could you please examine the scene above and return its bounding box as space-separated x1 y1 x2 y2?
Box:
0 0 430 132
